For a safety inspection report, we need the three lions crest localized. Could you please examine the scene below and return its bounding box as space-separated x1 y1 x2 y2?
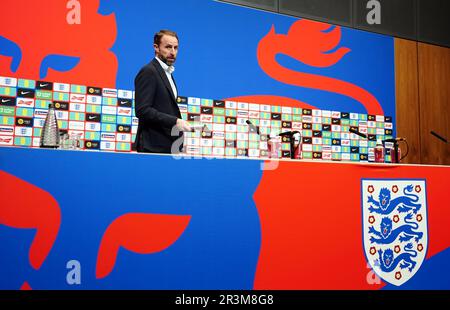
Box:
362 180 428 286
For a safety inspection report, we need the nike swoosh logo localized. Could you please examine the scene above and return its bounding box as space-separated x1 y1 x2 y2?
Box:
120 101 128 104
88 116 97 120
1 99 11 103
21 91 30 95
39 83 49 87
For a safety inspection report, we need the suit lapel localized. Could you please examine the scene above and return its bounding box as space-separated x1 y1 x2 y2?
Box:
151 58 177 102
172 75 178 97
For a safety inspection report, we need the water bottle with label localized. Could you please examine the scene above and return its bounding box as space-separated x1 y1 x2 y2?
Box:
293 132 302 159
374 139 385 163
267 134 281 159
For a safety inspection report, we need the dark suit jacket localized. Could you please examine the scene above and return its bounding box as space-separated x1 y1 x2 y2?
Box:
134 58 182 153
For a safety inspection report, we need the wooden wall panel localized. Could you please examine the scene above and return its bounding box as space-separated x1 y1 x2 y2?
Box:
417 43 450 165
395 39 421 164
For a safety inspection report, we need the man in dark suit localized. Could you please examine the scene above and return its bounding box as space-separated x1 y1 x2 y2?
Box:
134 29 191 153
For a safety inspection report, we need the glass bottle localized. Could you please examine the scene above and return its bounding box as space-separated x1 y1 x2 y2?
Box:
374 139 385 163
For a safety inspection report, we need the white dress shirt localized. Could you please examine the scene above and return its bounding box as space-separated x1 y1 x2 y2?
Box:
155 56 178 99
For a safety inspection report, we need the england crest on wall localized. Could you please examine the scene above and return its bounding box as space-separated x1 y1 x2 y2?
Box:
361 179 428 286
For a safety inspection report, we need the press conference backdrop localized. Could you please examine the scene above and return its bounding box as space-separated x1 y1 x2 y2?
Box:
1 0 449 165
0 75 396 162
0 0 395 141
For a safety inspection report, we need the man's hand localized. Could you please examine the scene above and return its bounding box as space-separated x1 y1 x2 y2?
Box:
176 119 192 132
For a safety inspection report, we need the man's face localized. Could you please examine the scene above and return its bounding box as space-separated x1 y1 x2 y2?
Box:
154 35 178 66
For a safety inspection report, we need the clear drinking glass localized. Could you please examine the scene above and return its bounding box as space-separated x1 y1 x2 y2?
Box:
59 133 70 149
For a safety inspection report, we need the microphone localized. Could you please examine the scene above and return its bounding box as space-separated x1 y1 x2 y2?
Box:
278 131 300 137
349 127 367 139
383 137 406 143
430 131 447 143
245 120 260 135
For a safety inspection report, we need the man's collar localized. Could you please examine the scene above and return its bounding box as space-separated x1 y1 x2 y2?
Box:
155 56 175 74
